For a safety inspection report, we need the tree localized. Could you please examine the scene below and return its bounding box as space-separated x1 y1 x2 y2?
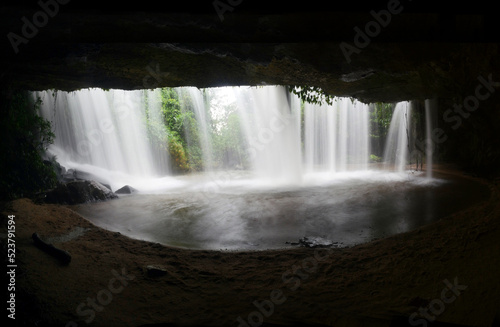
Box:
0 92 57 199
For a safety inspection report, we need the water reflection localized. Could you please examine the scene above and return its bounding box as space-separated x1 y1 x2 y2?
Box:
72 171 489 250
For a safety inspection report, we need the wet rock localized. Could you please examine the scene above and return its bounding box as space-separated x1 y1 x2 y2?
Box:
115 185 138 194
294 236 343 248
62 169 112 190
340 69 376 82
61 169 77 181
45 180 118 204
74 171 112 190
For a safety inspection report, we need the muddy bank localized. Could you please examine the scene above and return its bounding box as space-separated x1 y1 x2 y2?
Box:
2 171 500 327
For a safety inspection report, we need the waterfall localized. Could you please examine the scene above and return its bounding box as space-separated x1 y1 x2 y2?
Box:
424 99 436 178
181 87 215 172
303 98 370 173
383 101 411 172
35 87 434 189
233 86 303 183
145 89 171 175
34 89 170 180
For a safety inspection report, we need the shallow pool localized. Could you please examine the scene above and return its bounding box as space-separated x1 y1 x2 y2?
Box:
71 170 490 250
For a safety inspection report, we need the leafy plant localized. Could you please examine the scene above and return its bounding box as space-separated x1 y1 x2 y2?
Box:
290 86 336 105
368 102 395 157
0 92 57 199
167 133 190 173
369 154 382 163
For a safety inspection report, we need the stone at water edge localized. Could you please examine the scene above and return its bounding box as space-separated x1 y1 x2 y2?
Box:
61 169 112 190
44 180 118 204
115 185 138 194
146 265 168 277
296 236 343 248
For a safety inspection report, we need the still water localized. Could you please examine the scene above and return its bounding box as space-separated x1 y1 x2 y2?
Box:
71 170 489 250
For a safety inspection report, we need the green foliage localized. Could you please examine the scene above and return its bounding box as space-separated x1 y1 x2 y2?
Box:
370 102 394 137
369 154 382 163
167 133 190 173
0 92 57 200
205 88 249 169
212 110 247 169
142 86 403 172
290 86 336 105
160 88 187 137
143 88 211 173
177 88 206 171
144 88 190 173
369 102 395 157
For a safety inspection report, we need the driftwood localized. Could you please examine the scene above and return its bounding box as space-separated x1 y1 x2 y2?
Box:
32 233 71 265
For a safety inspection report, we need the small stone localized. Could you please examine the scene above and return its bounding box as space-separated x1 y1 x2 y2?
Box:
146 265 168 277
115 185 138 194
298 236 338 248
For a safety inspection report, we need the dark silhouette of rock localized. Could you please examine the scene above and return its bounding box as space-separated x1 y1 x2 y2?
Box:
146 265 168 277
45 180 118 204
295 236 343 248
32 232 71 265
61 169 111 190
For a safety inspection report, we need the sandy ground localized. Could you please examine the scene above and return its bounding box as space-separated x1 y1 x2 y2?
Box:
2 169 500 327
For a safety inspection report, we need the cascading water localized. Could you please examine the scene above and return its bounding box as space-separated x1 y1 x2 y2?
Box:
36 88 426 184
34 88 170 189
31 86 465 250
425 99 436 178
383 101 411 172
145 88 171 176
181 87 215 172
233 86 303 183
303 99 370 173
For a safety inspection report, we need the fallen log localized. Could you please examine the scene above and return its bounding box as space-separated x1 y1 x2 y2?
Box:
32 233 71 265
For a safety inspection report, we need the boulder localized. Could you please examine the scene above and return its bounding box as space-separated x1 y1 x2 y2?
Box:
45 180 118 204
62 169 112 190
62 168 77 181
115 185 138 194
